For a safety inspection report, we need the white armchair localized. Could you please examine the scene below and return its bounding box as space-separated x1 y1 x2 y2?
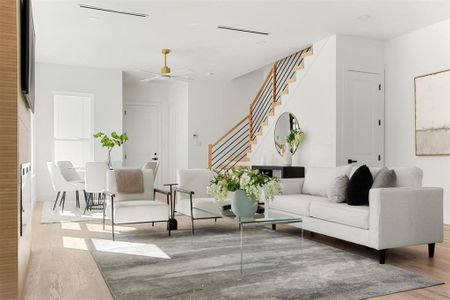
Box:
174 169 225 234
104 169 171 240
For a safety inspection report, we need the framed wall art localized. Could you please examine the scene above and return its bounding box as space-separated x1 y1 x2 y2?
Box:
415 69 450 156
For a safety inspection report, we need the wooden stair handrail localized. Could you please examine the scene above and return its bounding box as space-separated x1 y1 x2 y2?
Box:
208 46 312 171
249 64 275 111
210 115 249 148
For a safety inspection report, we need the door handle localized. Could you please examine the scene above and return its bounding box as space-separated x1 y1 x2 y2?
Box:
347 159 358 164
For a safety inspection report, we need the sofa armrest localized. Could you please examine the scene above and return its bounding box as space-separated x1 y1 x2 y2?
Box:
369 187 443 250
280 178 305 195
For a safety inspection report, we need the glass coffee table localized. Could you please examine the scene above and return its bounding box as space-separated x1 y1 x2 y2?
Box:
193 206 303 273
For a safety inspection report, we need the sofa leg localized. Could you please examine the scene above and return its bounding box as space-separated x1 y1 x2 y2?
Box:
379 249 386 264
428 243 435 258
272 224 276 230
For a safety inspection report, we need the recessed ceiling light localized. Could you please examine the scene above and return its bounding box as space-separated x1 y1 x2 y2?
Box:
88 17 98 22
256 40 267 45
357 14 371 21
206 72 215 76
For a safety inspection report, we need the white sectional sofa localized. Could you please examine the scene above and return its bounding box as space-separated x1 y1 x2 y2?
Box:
267 165 444 263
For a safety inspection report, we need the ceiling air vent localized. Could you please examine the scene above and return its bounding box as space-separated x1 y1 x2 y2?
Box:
79 4 148 18
217 25 269 36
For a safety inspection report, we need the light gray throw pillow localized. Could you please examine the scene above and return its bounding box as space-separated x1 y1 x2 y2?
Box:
327 175 349 203
372 167 397 188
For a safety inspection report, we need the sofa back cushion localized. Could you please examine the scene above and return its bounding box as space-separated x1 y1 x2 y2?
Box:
391 166 423 187
303 165 352 197
350 165 423 188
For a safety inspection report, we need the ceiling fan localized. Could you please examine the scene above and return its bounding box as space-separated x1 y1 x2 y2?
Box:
140 49 192 82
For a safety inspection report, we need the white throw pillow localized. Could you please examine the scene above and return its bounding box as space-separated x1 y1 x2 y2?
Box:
303 165 352 197
327 175 349 203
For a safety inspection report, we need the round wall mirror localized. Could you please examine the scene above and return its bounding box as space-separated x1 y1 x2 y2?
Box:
274 112 302 156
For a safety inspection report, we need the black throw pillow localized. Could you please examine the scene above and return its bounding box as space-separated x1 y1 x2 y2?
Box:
346 165 373 206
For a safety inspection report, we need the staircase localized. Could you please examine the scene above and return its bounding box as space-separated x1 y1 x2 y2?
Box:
208 46 313 172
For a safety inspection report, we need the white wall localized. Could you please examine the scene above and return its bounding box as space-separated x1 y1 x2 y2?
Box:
250 35 385 168
336 35 385 166
123 80 188 184
35 63 123 201
384 19 450 224
250 36 338 167
188 70 265 168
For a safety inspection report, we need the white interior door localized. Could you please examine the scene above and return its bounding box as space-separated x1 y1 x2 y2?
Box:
343 70 384 167
124 104 161 183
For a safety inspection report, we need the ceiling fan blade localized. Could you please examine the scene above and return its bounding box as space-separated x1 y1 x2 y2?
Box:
170 75 193 82
170 69 192 76
138 69 161 76
140 75 162 82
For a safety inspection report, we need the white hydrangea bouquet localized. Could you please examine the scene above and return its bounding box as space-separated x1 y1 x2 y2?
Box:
207 167 283 203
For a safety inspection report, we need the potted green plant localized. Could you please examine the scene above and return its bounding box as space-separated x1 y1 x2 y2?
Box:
93 131 128 169
208 168 282 218
286 129 305 153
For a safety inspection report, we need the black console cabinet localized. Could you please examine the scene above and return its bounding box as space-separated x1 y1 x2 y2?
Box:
251 165 304 178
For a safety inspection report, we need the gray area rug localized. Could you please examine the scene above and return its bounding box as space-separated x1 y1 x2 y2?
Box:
89 227 442 300
40 200 103 224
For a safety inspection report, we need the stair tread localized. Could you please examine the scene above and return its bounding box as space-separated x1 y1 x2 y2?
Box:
294 61 305 71
286 77 296 84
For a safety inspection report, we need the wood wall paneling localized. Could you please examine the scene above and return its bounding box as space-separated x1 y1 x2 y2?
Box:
0 0 19 299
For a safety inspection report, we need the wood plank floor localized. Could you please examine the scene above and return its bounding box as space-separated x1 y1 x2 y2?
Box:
23 201 450 300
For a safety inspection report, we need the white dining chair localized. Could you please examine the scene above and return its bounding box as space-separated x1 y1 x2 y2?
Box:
57 161 84 182
47 162 85 211
84 162 108 213
142 161 159 177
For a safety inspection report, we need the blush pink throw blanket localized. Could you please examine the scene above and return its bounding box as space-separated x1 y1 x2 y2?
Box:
115 169 144 194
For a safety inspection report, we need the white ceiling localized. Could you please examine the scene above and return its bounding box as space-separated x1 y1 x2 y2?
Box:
34 0 450 80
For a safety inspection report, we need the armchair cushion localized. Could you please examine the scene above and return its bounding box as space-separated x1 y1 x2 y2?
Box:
176 197 226 218
106 199 169 224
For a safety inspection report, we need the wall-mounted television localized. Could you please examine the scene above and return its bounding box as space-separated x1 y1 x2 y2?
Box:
21 0 35 112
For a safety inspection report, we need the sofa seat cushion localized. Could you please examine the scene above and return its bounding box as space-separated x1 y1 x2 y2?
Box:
107 200 169 224
270 194 328 216
176 197 227 218
310 201 370 229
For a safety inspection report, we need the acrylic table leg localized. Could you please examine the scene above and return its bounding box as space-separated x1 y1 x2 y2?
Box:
240 224 243 274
